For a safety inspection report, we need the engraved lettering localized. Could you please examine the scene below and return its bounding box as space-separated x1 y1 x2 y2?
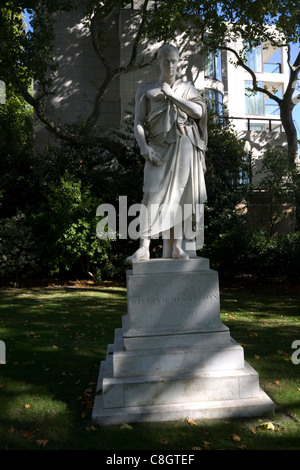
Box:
130 294 218 305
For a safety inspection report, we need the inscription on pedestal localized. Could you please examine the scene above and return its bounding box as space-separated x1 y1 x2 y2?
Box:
126 269 221 331
129 294 218 305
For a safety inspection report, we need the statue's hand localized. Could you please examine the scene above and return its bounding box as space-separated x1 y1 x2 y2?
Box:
161 82 174 99
142 145 163 166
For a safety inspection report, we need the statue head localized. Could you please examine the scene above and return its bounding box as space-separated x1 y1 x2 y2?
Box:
157 44 179 81
157 44 179 62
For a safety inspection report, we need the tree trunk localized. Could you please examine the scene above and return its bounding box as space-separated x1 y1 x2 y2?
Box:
280 101 300 231
280 96 299 168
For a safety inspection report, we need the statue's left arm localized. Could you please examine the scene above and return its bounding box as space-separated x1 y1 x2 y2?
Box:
161 82 202 119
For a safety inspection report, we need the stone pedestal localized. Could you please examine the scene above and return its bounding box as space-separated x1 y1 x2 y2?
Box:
92 259 274 425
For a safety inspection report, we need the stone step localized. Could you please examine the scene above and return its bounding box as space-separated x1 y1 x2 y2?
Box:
120 324 231 350
92 387 275 425
131 257 210 274
101 361 260 408
111 337 244 377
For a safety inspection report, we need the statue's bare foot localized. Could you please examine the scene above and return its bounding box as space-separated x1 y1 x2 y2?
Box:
172 246 189 260
126 246 150 262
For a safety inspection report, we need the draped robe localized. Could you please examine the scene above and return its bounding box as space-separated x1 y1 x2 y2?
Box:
136 79 207 247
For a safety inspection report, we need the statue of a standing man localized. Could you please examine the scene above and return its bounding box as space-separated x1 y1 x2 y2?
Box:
127 44 207 262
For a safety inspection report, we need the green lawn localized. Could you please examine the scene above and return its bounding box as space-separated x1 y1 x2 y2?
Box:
0 281 299 450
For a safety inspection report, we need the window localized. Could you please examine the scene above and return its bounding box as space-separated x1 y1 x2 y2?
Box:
245 81 264 115
204 51 222 81
246 44 282 73
264 86 282 116
238 153 252 187
205 89 223 115
245 121 283 132
263 49 282 74
247 123 265 131
246 45 262 72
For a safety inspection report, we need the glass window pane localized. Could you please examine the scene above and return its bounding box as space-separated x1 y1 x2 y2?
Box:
204 51 214 77
205 51 222 81
205 89 223 115
245 81 264 115
215 51 222 81
246 46 262 72
248 123 265 131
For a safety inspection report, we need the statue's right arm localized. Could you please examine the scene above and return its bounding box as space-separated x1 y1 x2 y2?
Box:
134 85 162 166
134 86 148 156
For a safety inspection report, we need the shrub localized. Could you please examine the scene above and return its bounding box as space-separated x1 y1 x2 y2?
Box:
255 146 296 237
30 171 114 281
0 212 39 285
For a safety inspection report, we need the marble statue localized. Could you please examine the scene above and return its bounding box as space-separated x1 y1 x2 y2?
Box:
126 44 207 262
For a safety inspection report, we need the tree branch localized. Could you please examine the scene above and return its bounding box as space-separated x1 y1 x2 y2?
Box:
86 0 154 130
33 98 127 157
90 9 113 74
122 0 150 72
5 64 127 157
218 43 283 105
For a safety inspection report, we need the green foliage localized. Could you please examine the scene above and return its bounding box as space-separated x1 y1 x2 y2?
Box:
2 1 299 150
201 125 300 280
255 146 297 237
0 2 75 92
201 113 251 249
245 230 300 279
0 87 34 217
0 212 39 285
26 117 145 280
203 226 300 280
32 124 144 209
31 171 112 280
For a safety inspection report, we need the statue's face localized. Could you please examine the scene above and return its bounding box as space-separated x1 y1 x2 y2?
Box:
159 51 179 79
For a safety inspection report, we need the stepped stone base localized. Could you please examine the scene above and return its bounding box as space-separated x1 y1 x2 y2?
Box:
93 389 274 425
92 259 274 425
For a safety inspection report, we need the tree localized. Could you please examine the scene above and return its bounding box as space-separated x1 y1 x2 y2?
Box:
1 1 298 157
0 86 34 217
0 211 39 285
